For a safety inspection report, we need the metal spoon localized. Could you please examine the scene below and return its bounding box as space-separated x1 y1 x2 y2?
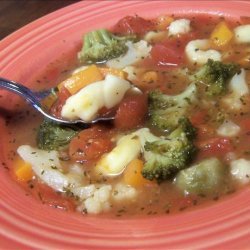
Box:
0 77 114 125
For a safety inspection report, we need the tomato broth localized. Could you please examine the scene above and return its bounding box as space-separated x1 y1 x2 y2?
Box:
2 13 250 218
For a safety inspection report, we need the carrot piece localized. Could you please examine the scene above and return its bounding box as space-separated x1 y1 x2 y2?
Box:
123 159 154 187
98 67 127 79
58 65 103 94
210 21 233 48
14 157 33 182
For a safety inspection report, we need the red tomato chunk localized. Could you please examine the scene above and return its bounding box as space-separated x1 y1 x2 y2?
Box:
50 87 71 118
114 94 148 130
196 137 234 158
113 15 155 35
69 126 114 163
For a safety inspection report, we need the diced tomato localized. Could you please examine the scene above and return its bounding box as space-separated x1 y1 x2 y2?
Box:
114 94 148 130
113 15 154 35
50 87 71 118
69 126 114 163
240 118 250 132
150 43 183 67
196 137 234 159
190 111 208 126
141 31 198 70
150 31 198 68
98 106 117 118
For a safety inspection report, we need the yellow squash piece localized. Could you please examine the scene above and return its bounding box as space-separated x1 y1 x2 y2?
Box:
210 21 233 48
58 65 103 95
14 157 33 182
99 67 127 79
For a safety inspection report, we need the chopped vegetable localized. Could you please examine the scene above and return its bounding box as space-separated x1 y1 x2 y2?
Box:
58 65 103 95
98 67 127 79
17 145 81 192
114 94 148 130
14 157 33 182
61 74 131 122
149 82 197 132
69 126 114 163
185 39 222 65
106 40 152 69
123 159 153 187
113 16 154 35
50 87 71 118
168 19 191 36
230 158 250 184
196 137 233 158
155 15 174 31
141 71 159 84
234 24 250 43
216 120 240 137
210 21 233 48
175 157 226 195
150 42 184 67
78 29 136 63
222 69 249 110
37 120 80 151
95 133 141 176
143 31 167 44
135 119 197 182
193 59 240 96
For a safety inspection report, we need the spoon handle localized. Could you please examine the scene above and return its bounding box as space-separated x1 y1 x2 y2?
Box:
0 77 86 125
0 77 42 110
0 77 59 123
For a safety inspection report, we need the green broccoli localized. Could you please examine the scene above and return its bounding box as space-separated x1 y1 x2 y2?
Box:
78 29 136 63
175 157 226 195
149 82 197 132
170 117 197 141
193 59 240 97
135 120 197 182
37 120 80 150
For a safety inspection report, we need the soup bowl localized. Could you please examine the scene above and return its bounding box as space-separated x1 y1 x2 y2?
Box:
0 1 250 249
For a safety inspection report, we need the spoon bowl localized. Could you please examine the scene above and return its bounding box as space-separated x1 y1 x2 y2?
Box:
0 77 115 125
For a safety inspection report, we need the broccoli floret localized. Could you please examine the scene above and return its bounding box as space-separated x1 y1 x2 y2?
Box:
149 82 197 132
37 120 80 150
171 117 197 141
78 29 136 63
175 157 226 195
136 121 197 182
194 59 240 97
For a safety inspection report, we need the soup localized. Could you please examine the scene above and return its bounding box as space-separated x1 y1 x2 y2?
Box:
4 13 250 217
